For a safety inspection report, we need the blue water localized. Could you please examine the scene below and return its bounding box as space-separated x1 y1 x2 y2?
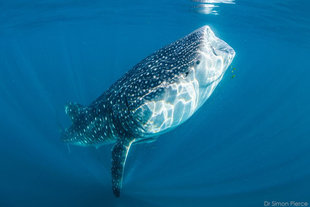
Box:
1 0 309 206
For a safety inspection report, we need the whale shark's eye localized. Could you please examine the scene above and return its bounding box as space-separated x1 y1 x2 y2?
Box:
196 60 200 65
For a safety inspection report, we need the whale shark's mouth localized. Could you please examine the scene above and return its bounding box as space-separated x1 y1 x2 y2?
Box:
201 25 235 59
194 26 235 86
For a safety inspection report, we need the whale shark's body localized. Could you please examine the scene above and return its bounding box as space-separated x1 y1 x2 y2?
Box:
62 25 235 197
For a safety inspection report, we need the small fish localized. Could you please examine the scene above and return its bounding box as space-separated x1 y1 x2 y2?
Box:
231 66 236 78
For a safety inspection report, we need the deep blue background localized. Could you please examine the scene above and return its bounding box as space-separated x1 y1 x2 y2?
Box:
0 0 309 206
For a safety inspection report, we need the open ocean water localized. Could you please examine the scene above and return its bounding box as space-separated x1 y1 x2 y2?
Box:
0 0 310 206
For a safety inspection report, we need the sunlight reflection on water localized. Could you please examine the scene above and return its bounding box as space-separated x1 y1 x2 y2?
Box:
193 0 235 14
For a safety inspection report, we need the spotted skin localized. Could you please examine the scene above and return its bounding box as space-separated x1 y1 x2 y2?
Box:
62 25 235 197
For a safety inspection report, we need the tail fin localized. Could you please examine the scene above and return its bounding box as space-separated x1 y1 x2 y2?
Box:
65 102 87 123
62 102 89 145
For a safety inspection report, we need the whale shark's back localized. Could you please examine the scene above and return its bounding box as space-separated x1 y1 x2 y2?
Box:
94 26 206 100
93 26 234 138
90 27 209 135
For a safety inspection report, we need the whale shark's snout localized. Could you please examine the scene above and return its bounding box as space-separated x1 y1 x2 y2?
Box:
194 26 235 85
202 26 235 59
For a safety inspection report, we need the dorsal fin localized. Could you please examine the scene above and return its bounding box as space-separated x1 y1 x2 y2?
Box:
65 102 87 123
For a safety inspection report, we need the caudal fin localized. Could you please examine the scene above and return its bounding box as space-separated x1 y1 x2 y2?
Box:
65 102 87 123
62 102 89 145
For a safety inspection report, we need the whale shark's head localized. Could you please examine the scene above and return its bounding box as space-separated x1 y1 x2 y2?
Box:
192 26 235 86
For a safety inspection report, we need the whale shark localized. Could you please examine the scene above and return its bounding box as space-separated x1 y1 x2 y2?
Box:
62 25 235 197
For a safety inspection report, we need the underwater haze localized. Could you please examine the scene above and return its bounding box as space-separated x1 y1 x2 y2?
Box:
0 0 310 206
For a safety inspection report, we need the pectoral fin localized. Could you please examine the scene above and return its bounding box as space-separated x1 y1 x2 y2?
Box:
111 139 134 197
133 137 157 145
